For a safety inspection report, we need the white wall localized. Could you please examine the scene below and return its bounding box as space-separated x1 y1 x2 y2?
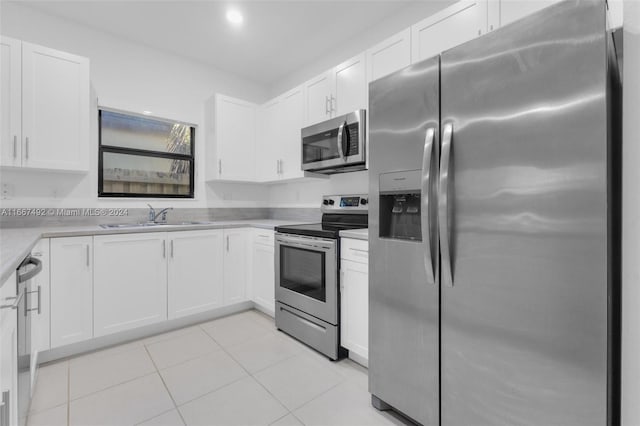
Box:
0 2 269 209
268 171 369 208
622 0 640 424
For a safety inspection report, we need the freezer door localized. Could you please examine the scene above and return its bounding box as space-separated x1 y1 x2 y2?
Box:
440 1 611 425
368 57 440 425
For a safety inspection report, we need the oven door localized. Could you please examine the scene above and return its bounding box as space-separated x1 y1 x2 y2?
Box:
301 110 366 172
275 233 338 325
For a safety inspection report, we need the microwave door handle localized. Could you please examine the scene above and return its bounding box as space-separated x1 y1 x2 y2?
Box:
337 121 346 161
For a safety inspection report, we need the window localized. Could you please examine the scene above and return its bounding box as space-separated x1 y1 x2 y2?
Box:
98 109 195 198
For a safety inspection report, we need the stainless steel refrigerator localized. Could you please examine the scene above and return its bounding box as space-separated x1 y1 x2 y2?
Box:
368 0 621 425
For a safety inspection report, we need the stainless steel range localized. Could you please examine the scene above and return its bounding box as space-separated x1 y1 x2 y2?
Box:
275 194 368 360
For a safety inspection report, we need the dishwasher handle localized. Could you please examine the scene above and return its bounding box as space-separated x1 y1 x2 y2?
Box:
17 256 42 283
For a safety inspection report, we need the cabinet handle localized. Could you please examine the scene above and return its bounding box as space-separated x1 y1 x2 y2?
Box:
25 137 29 160
170 240 174 258
276 159 280 174
86 244 90 267
27 286 41 315
490 24 494 31
325 96 330 115
0 290 24 310
340 270 345 292
12 136 17 159
218 159 222 175
330 95 336 114
162 240 166 258
226 236 229 252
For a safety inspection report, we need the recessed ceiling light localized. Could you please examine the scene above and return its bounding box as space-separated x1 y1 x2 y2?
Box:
226 9 243 25
142 111 153 115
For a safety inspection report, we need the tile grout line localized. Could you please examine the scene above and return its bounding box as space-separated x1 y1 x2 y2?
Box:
196 322 294 421
142 344 188 426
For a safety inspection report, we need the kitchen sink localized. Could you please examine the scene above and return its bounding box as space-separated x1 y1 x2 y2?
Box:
99 221 213 229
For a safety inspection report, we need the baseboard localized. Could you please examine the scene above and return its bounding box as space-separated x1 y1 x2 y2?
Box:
39 301 254 364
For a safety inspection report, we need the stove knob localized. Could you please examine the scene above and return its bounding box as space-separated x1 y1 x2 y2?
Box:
360 198 368 205
323 200 329 205
328 199 335 205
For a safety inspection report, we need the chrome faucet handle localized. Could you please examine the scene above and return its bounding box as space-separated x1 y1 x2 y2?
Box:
147 204 156 222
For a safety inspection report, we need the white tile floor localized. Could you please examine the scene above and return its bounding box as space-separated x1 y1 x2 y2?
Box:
27 310 407 426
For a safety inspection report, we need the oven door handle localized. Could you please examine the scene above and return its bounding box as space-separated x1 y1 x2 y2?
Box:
276 236 336 251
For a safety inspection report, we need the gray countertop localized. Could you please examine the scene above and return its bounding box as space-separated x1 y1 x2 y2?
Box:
0 219 302 287
339 228 368 241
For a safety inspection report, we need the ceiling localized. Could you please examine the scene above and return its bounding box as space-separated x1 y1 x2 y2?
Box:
15 0 424 85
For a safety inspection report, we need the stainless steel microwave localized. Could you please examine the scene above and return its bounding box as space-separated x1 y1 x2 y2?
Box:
301 109 366 174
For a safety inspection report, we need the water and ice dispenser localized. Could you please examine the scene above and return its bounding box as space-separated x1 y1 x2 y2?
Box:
379 170 422 241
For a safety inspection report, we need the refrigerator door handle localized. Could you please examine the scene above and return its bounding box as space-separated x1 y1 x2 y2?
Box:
421 127 436 284
439 123 454 287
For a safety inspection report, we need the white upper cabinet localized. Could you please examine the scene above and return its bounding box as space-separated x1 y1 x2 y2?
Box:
303 53 367 126
257 85 308 183
304 72 334 126
256 98 282 182
367 28 412 83
22 42 90 171
168 230 224 319
93 233 168 337
412 0 488 63
0 36 21 167
215 94 257 181
488 0 559 30
487 0 621 32
0 38 89 171
278 86 306 180
333 53 367 117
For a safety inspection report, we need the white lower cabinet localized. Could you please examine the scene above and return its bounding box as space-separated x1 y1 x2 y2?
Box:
168 230 224 319
0 271 18 426
223 229 250 305
50 236 93 348
251 229 275 315
93 233 168 337
340 239 369 365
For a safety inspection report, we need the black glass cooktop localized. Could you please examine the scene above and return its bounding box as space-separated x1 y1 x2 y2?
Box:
276 214 368 239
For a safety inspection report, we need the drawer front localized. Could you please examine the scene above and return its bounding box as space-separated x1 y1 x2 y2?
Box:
253 229 275 246
341 238 368 264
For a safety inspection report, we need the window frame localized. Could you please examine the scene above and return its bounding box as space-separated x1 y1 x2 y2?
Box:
98 108 195 199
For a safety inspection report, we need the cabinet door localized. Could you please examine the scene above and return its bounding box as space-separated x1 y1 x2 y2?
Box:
94 233 167 337
168 230 224 319
367 29 412 83
279 86 305 180
31 239 50 361
412 0 488 64
340 259 369 362
252 240 275 315
304 71 333 126
216 95 257 181
21 42 89 171
491 0 560 29
223 229 249 305
50 237 93 348
0 36 21 167
333 53 367 117
0 272 18 426
256 98 281 182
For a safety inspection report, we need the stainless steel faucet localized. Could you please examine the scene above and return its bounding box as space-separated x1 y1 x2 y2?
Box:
147 204 173 224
